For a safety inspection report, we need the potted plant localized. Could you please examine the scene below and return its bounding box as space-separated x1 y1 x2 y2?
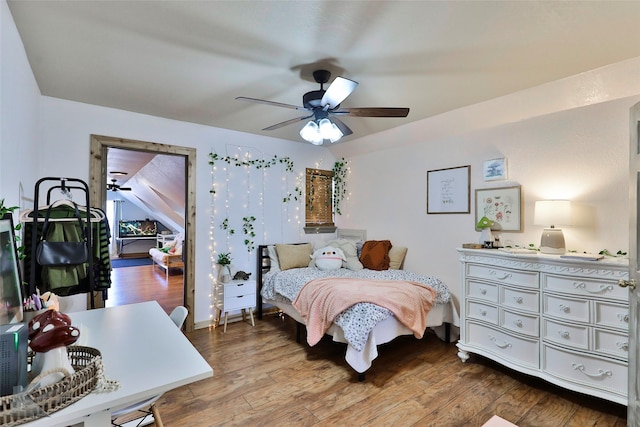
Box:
217 252 232 283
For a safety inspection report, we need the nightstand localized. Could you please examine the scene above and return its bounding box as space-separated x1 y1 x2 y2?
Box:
215 279 256 332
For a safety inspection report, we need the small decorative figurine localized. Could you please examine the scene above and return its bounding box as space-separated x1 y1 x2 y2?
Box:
233 271 251 281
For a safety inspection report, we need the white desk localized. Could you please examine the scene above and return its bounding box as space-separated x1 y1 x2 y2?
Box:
24 301 213 426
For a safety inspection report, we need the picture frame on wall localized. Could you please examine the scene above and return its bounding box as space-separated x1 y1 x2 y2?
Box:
475 185 522 231
427 165 470 214
482 157 507 181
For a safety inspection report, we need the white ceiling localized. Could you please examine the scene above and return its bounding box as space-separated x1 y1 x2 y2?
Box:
8 1 640 146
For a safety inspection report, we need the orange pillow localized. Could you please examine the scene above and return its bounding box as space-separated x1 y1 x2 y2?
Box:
360 240 392 270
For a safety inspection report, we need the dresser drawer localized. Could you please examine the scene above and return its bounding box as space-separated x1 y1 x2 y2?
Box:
543 274 627 301
594 329 629 360
466 279 498 303
501 287 539 313
594 301 629 331
543 318 588 350
224 293 256 311
466 321 539 369
543 344 627 399
223 281 255 298
543 294 589 323
467 264 538 288
467 300 498 324
501 308 538 337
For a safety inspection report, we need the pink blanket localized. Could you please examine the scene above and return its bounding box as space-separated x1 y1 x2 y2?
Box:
292 277 437 347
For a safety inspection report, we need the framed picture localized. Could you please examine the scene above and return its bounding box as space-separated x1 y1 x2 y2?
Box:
475 186 522 231
427 165 470 214
482 157 507 181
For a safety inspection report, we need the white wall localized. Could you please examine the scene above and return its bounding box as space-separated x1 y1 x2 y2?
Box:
332 59 640 309
1 0 40 211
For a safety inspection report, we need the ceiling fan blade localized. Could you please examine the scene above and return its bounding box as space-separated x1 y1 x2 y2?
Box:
263 114 314 131
329 116 353 137
119 187 132 191
236 96 307 111
332 107 410 118
321 77 358 109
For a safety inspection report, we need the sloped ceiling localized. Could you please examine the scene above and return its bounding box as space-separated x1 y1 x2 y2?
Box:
107 148 185 232
8 1 640 147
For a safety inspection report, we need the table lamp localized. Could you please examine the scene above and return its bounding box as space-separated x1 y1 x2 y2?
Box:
534 200 572 254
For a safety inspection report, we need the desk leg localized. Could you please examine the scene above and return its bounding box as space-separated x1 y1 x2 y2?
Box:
223 312 228 333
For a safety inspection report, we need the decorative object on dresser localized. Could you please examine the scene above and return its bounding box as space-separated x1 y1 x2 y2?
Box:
534 200 572 254
457 248 629 405
215 279 256 332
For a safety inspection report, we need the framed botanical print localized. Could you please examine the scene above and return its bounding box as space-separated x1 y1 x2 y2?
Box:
475 185 522 231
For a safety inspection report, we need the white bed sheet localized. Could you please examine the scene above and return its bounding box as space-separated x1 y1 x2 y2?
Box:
265 298 460 373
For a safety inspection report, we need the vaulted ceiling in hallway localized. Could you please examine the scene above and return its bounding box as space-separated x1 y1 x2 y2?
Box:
8 1 640 145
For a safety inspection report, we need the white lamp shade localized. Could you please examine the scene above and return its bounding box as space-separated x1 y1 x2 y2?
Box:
534 200 572 227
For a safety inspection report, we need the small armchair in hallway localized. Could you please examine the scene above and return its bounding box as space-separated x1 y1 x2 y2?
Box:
111 306 188 427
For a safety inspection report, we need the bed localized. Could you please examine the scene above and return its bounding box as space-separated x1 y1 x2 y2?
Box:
148 233 184 280
256 231 460 380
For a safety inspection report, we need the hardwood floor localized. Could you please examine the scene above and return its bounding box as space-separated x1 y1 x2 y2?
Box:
107 265 627 426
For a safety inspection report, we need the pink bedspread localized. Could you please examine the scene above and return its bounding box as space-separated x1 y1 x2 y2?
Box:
292 277 437 347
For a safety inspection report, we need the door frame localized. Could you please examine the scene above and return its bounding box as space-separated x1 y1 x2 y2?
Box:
89 134 197 332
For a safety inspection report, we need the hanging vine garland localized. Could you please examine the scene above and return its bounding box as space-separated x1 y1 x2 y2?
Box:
332 158 349 215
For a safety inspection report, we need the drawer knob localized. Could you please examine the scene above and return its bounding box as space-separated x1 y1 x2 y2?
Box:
513 296 523 304
558 330 570 339
514 319 523 328
488 334 512 349
618 313 629 323
480 288 487 295
479 309 487 316
559 304 570 313
571 363 612 379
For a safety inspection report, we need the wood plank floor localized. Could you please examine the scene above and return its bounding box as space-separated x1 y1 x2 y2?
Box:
108 265 627 426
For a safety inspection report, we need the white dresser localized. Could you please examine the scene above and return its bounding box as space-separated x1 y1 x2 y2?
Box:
457 248 629 405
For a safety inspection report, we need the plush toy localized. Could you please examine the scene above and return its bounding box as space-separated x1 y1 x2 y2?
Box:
311 246 346 270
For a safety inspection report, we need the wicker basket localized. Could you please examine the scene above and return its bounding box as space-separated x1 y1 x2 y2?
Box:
0 346 101 427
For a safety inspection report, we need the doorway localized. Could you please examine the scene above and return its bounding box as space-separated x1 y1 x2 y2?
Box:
89 135 197 332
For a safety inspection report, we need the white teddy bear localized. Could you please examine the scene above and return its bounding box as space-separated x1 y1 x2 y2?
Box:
310 246 346 270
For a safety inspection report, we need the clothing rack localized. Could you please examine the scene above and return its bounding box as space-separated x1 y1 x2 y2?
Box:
27 177 96 308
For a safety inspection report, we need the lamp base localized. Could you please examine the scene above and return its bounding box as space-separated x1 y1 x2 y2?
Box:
540 228 566 254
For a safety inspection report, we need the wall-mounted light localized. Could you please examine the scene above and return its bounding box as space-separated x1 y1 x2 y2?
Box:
534 200 572 254
299 118 343 145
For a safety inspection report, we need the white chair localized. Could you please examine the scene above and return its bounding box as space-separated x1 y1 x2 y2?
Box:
111 306 188 427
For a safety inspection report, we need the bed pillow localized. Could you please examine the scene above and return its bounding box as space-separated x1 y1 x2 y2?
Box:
275 243 313 271
311 246 345 270
267 245 280 272
360 240 392 271
310 239 363 270
388 246 408 270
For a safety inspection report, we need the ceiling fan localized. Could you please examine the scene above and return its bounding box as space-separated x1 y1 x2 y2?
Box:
236 70 410 145
106 178 131 192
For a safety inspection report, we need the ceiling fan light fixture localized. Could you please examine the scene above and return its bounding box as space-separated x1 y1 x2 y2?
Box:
300 120 323 145
329 123 343 143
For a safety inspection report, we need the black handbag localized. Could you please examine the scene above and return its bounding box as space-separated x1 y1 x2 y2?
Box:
36 202 89 266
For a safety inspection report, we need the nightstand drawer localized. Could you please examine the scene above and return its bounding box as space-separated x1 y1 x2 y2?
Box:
224 281 255 298
543 318 588 350
224 293 256 311
466 264 538 288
